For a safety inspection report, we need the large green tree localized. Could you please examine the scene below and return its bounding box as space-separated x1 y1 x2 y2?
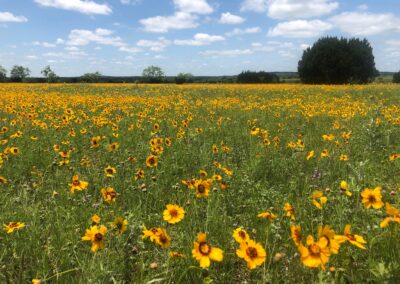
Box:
393 71 400 83
41 65 59 83
298 37 378 84
0 65 6 82
10 65 31 82
142 66 165 83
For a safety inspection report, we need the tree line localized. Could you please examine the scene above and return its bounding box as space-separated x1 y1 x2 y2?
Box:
1 37 399 84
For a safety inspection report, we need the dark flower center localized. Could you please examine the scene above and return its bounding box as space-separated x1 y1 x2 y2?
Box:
246 247 258 259
199 242 211 255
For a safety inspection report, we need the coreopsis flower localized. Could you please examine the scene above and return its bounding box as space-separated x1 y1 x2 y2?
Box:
101 187 117 204
194 179 212 198
250 126 260 136
163 204 185 224
380 203 400 228
3 222 25 233
312 191 328 209
110 217 128 235
389 153 399 161
317 225 341 254
104 166 117 178
298 235 331 270
107 142 119 152
290 224 302 246
335 224 367 250
322 134 335 141
146 154 158 168
339 180 352 197
82 225 107 252
169 251 185 258
90 136 102 148
212 174 222 181
91 214 101 225
134 169 144 181
284 203 295 220
165 137 172 146
212 144 218 154
257 211 277 222
9 147 20 155
0 176 7 184
192 233 223 268
69 175 89 193
222 167 233 176
320 149 329 158
32 279 41 284
361 187 384 209
142 226 160 242
339 154 349 161
236 239 267 269
232 228 250 243
154 228 171 248
199 170 208 178
342 131 352 142
306 150 315 160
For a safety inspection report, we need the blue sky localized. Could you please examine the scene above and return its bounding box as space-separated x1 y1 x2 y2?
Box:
1 0 399 76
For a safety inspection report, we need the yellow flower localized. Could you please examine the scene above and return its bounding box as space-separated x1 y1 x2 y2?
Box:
361 187 384 209
91 214 101 225
199 169 208 178
9 146 20 155
107 142 119 152
312 191 328 209
232 228 250 243
306 150 315 160
111 217 128 234
146 154 158 168
339 154 349 161
154 228 171 248
82 225 107 252
3 222 25 233
90 136 102 148
320 149 329 158
257 211 277 222
250 126 260 136
322 134 335 141
69 175 89 193
194 179 212 198
339 180 352 197
0 176 7 184
283 203 295 220
32 279 41 284
169 251 185 258
335 224 367 250
298 235 331 270
236 239 267 269
163 204 185 224
389 153 399 161
142 226 160 242
101 187 117 204
317 225 341 254
192 233 223 268
380 203 400 228
290 224 302 246
104 165 117 178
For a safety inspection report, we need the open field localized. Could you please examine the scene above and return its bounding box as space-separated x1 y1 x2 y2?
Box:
0 83 399 283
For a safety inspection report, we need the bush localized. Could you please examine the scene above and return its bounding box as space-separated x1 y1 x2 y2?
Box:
80 72 102 83
298 37 378 84
393 71 400 83
175 73 194 84
237 71 279 84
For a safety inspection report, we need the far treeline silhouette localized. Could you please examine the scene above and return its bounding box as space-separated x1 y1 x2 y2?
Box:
0 36 399 84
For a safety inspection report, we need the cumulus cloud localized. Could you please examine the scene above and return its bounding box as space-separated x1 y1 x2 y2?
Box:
120 0 142 5
173 0 213 15
174 33 225 46
201 49 253 57
219 12 245 24
136 38 171 52
119 46 142 53
226 27 261 37
268 20 332 38
34 0 112 15
0 12 28 22
330 12 400 36
140 12 198 33
33 41 57 48
240 0 338 19
67 28 124 46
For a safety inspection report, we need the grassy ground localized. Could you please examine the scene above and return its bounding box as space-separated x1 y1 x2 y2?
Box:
0 83 399 283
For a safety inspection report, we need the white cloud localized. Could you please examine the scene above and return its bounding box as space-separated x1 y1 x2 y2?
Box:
268 20 332 38
120 0 142 5
173 0 213 15
26 55 39 60
300 43 311 50
201 49 253 57
140 12 198 33
174 33 225 46
357 4 368 11
119 46 142 53
136 38 170 52
67 28 124 46
267 0 338 19
240 0 268 13
56 38 65 44
240 0 338 19
226 27 261 36
34 0 112 15
330 12 400 36
0 12 28 22
33 41 57 48
219 12 245 24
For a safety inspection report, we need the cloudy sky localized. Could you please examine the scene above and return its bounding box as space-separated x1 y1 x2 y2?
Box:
1 0 399 76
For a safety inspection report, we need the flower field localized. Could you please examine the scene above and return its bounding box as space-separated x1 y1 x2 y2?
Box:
0 83 399 283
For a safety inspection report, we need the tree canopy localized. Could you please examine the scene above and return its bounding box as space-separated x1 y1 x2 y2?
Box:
237 71 279 84
0 65 6 82
393 71 400 83
41 66 59 83
298 37 378 84
142 66 165 83
10 65 31 82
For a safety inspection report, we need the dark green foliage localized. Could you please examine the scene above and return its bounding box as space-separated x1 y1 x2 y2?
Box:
10 65 31 82
236 70 279 84
0 65 6 82
80 72 102 83
175 72 194 84
298 37 379 84
142 66 165 83
393 71 400 83
41 66 59 83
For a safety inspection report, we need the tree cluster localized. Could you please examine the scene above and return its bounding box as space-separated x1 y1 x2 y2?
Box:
236 71 279 84
393 71 400 83
298 37 379 84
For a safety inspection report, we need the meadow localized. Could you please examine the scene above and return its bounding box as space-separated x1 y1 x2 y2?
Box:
0 83 399 283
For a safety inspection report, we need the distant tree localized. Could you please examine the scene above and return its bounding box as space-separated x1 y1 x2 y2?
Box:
175 72 194 84
0 65 6 82
237 71 279 84
10 65 31 82
393 71 400 83
142 66 164 83
41 65 59 83
81 71 102 83
298 37 378 84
